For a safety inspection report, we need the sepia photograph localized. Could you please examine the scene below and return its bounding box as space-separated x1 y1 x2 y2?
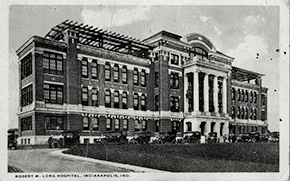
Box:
2 0 289 181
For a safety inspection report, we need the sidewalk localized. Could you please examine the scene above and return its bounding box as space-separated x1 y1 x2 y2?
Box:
51 149 169 173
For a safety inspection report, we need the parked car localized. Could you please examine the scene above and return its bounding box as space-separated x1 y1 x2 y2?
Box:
183 131 201 143
97 131 128 145
129 132 151 144
249 132 260 142
207 132 218 143
8 129 18 150
155 132 177 144
48 131 80 148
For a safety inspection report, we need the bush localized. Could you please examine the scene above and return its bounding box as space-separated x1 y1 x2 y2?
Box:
64 143 279 172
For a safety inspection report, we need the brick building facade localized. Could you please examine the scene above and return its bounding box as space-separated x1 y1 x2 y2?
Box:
16 20 268 145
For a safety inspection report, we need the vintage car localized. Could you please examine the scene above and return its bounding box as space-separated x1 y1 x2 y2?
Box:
48 131 80 148
153 132 177 144
8 130 18 150
249 132 260 142
129 132 151 144
96 131 128 145
207 132 218 143
182 131 201 144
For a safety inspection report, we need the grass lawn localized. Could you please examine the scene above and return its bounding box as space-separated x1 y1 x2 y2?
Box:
64 142 279 172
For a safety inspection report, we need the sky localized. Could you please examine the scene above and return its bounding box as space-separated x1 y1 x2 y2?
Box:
9 5 281 131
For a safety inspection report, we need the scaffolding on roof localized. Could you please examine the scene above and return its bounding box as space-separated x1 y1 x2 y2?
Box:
232 66 264 82
45 20 153 59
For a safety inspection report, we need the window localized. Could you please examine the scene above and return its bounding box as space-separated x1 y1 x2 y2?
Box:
122 66 127 84
170 96 179 112
232 88 235 100
113 64 119 82
141 94 146 111
106 118 112 131
155 95 159 111
21 53 32 79
172 121 180 132
115 118 120 130
122 92 128 109
21 84 33 107
45 116 64 130
250 92 253 103
43 51 63 75
254 92 257 103
105 63 111 81
123 119 128 130
83 117 99 131
237 89 240 101
245 91 248 102
241 90 244 101
155 72 159 87
261 94 266 106
155 120 159 132
253 109 257 120
135 120 141 131
44 84 63 104
81 58 88 78
170 53 179 65
83 117 89 130
21 117 32 131
114 91 120 108
105 90 111 107
140 70 146 87
133 93 139 110
92 88 98 106
170 72 179 88
133 68 139 85
91 60 98 79
142 120 147 131
91 118 99 131
237 107 240 119
186 122 192 132
82 87 88 106
231 106 235 119
193 47 207 57
246 108 249 119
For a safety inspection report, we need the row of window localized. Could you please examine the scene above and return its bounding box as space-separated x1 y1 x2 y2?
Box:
21 85 33 107
82 117 147 131
104 90 147 110
21 53 32 80
231 106 258 120
232 88 257 103
82 58 147 87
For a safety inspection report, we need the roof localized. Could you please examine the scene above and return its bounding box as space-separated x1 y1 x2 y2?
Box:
232 66 264 81
143 30 182 42
45 20 153 59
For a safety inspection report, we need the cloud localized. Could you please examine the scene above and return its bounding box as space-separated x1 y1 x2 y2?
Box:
227 34 268 71
199 15 211 22
214 25 222 36
245 15 265 25
81 6 151 29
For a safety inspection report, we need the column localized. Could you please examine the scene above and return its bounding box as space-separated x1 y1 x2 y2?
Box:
222 77 227 114
204 73 209 112
184 73 189 113
193 71 199 112
213 76 218 113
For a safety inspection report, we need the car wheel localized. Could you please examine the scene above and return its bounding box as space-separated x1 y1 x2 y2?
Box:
52 142 59 148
